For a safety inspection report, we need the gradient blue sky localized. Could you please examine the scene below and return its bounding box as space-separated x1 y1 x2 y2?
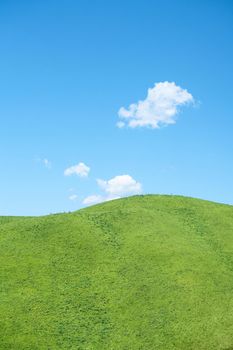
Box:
1 0 233 215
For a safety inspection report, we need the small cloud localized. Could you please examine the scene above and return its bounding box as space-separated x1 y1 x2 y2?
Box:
116 121 125 128
97 175 142 197
35 157 52 169
69 194 78 201
83 195 103 205
68 188 75 192
43 158 52 169
83 174 142 206
117 81 194 129
64 162 90 177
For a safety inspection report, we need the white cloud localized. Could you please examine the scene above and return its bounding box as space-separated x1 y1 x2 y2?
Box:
117 81 194 129
64 162 90 177
68 188 75 192
36 157 52 169
97 175 142 196
116 121 125 128
69 194 78 201
43 158 52 169
83 195 103 205
83 174 142 206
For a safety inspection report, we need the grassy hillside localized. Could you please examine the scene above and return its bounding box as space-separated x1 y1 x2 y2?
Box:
1 195 233 350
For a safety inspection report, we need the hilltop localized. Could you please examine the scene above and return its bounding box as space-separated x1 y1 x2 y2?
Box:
1 195 233 349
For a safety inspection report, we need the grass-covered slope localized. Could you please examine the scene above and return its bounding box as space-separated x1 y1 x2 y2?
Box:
1 195 233 350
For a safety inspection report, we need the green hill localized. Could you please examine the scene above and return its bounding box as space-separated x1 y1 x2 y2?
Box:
1 195 233 350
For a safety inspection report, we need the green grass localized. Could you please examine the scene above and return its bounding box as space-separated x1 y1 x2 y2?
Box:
1 195 233 349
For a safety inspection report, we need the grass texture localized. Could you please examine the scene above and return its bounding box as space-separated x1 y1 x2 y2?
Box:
1 195 233 349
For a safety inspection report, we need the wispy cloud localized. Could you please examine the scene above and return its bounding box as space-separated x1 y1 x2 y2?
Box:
36 157 52 169
117 81 194 129
43 158 52 169
69 194 78 201
64 162 90 177
83 174 142 205
83 194 103 205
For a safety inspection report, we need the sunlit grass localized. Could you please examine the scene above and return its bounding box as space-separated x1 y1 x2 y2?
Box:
1 195 233 349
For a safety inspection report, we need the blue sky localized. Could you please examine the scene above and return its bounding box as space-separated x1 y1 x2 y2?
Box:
0 0 233 215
